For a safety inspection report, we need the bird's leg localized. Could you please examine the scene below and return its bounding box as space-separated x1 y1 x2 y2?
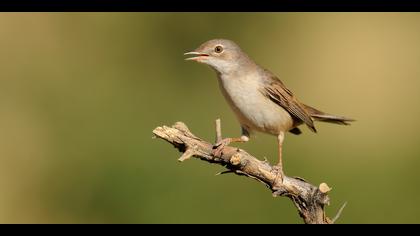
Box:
212 126 250 157
274 131 285 176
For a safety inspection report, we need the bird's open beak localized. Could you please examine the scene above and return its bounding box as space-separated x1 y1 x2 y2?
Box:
184 51 209 61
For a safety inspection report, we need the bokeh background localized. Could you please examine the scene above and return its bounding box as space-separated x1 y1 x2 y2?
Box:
1 13 419 224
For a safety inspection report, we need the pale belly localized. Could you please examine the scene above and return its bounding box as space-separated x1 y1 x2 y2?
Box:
218 75 294 135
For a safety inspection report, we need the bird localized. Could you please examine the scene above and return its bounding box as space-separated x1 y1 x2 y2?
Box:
184 39 354 174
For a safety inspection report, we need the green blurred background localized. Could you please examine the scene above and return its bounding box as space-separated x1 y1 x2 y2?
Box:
1 13 420 224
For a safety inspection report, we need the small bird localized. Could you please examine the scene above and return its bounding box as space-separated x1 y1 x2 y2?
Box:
184 39 354 174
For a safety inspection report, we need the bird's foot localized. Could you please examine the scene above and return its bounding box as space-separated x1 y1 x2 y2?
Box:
212 138 231 157
272 164 285 183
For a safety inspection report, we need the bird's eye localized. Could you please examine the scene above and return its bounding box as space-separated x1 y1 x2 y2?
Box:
214 45 223 53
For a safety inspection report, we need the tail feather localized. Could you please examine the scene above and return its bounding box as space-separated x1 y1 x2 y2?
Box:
303 104 355 126
311 114 354 125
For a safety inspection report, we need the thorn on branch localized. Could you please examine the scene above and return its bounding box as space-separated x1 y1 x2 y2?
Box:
178 149 195 162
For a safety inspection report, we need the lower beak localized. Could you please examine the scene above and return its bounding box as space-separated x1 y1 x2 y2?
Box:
184 51 209 61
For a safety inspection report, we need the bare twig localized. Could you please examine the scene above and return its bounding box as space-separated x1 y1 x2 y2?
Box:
332 202 348 223
215 170 235 176
215 118 222 143
153 120 340 224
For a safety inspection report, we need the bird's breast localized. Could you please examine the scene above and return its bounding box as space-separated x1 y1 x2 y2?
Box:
218 74 294 135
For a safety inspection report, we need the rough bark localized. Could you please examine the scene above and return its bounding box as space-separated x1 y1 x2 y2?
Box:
153 120 344 224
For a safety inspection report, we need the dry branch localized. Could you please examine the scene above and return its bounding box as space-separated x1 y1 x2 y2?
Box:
153 120 342 224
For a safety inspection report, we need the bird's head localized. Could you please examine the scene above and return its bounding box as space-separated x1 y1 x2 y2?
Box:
184 39 251 75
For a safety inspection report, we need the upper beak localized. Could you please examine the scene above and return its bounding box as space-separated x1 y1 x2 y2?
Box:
184 51 209 61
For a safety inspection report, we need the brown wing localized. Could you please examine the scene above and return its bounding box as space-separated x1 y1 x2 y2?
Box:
261 71 317 133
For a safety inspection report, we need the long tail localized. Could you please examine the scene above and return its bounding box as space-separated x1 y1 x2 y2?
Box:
303 104 355 125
